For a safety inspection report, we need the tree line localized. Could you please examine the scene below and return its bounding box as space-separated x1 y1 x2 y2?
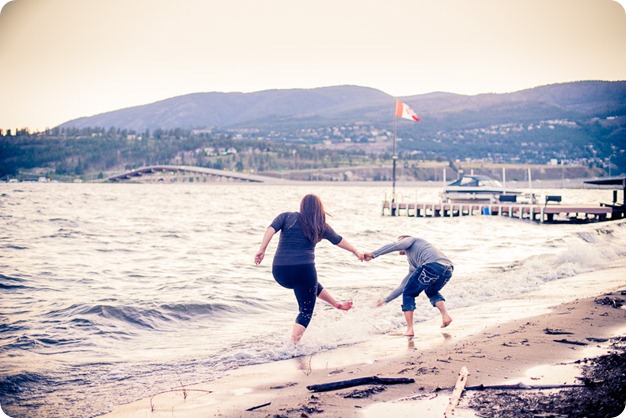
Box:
0 127 374 180
1 123 622 181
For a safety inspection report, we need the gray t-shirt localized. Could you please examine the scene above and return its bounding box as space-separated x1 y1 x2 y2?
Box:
372 237 452 303
270 212 342 266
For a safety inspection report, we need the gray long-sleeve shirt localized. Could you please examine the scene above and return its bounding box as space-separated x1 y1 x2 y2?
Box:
372 236 452 303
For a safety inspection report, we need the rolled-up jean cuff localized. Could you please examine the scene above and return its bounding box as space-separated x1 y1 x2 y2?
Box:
401 302 416 312
429 294 445 307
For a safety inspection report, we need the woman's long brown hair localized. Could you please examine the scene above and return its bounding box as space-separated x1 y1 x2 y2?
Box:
299 194 327 244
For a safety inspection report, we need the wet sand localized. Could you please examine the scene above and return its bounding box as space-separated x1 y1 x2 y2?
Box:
100 267 626 418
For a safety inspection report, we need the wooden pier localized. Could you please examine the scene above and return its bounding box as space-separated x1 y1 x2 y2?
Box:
381 200 623 223
383 176 626 224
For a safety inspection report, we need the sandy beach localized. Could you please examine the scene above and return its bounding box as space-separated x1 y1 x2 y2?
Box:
100 267 626 418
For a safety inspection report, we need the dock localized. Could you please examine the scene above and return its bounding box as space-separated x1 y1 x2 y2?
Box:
381 200 624 223
383 175 626 224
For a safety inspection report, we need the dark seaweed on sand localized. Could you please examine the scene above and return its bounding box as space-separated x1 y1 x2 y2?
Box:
466 336 626 418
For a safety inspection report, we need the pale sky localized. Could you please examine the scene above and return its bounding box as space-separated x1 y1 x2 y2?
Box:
1 0 625 132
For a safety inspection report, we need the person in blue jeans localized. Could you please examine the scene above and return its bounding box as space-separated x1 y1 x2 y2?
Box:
364 235 453 336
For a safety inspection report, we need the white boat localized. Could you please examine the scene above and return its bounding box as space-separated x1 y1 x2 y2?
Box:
441 174 522 203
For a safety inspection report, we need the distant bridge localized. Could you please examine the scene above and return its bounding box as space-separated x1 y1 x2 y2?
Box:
106 165 284 183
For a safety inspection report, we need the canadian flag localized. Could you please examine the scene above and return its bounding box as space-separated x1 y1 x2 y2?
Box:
395 99 421 122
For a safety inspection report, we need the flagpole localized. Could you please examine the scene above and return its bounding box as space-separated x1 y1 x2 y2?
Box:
392 99 398 216
390 99 420 216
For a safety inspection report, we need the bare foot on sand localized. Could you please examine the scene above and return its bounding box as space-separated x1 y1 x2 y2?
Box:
441 315 453 328
404 329 414 337
336 301 353 310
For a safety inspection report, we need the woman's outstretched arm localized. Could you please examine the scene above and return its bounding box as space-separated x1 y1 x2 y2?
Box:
336 238 364 261
255 227 276 265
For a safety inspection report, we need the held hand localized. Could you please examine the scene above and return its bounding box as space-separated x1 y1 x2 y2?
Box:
363 252 374 262
353 250 364 261
254 250 265 265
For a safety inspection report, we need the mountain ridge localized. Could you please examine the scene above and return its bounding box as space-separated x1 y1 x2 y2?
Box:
59 80 626 134
5 80 624 180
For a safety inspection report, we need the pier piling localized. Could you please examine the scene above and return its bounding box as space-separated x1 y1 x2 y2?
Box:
382 200 621 223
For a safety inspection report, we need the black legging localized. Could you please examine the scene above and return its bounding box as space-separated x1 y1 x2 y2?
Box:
272 263 324 328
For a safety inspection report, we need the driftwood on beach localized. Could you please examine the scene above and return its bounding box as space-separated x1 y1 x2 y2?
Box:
306 376 415 392
245 402 271 411
465 382 586 391
444 367 469 418
553 338 589 346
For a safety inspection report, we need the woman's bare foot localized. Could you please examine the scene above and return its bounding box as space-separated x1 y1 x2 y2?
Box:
441 314 453 328
335 301 353 310
403 328 414 337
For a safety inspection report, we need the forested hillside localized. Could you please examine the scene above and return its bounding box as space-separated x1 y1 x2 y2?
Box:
1 81 624 180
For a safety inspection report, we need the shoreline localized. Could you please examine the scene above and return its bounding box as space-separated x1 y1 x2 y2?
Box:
7 177 609 189
100 267 626 418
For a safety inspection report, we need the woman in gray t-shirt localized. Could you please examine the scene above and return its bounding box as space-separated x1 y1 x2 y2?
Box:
255 194 363 343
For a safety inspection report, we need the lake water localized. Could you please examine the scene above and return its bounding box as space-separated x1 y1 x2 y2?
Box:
1 182 625 417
